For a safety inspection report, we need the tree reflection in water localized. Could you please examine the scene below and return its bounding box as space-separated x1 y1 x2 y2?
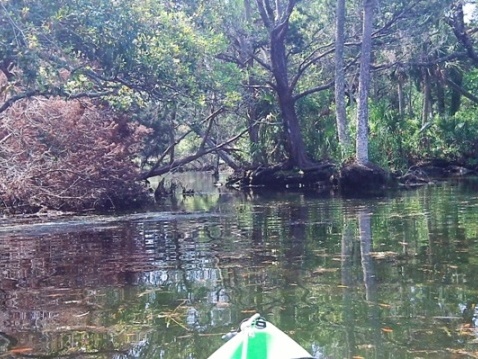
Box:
1 180 478 357
358 206 382 357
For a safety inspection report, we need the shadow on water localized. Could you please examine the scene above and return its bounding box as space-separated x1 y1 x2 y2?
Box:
1 174 478 358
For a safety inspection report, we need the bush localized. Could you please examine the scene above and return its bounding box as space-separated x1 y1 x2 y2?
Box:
0 97 151 213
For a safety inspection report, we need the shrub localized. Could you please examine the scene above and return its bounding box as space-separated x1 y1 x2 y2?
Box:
0 97 151 213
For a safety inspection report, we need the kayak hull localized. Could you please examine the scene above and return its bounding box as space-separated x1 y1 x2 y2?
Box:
207 314 314 359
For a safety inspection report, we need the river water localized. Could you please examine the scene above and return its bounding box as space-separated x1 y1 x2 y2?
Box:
1 174 478 358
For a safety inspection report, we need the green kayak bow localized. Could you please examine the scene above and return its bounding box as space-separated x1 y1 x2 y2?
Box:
207 313 314 359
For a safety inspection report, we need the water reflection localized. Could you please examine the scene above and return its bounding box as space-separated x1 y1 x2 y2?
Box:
1 178 478 358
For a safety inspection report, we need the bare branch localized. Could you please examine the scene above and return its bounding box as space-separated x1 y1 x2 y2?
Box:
293 80 334 102
198 107 225 153
290 48 335 92
0 90 41 113
143 107 227 178
293 53 360 101
445 78 478 104
0 88 117 114
140 125 252 179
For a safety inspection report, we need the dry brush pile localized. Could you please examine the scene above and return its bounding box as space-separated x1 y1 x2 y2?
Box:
0 97 151 213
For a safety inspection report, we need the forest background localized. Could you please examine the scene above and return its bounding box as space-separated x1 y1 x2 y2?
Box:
1 0 478 213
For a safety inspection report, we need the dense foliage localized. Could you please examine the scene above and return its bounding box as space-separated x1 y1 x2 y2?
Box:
1 0 478 210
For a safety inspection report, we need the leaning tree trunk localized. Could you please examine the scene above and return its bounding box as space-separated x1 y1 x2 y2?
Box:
334 0 350 153
355 0 375 165
257 0 312 169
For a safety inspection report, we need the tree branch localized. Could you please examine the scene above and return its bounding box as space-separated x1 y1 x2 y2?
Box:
197 107 225 153
139 126 252 179
0 88 116 114
293 52 360 101
293 80 334 102
445 78 478 104
143 107 227 177
257 0 274 29
446 2 478 66
290 47 335 91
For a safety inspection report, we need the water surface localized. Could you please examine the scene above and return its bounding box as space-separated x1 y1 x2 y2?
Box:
2 175 478 358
